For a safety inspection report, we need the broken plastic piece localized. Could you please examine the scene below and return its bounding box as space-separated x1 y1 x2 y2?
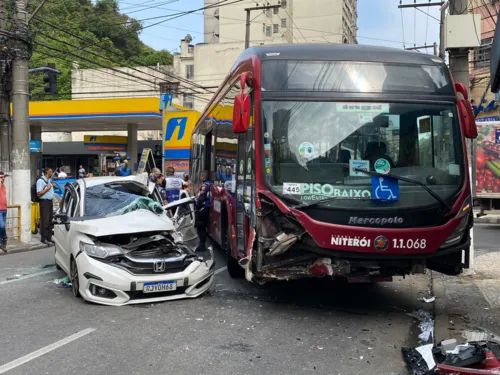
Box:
309 258 334 276
402 347 431 375
423 296 436 303
437 351 500 374
441 339 458 355
267 232 298 257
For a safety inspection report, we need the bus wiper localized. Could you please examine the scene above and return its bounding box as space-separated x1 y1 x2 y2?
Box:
353 168 452 212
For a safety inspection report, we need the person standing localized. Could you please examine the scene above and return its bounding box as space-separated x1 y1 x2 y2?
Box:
164 167 184 203
58 167 67 179
0 172 8 252
194 171 212 252
37 168 55 246
78 165 86 179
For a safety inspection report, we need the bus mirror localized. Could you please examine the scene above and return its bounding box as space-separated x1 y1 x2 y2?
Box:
241 72 253 89
454 82 469 100
458 100 478 139
233 93 250 133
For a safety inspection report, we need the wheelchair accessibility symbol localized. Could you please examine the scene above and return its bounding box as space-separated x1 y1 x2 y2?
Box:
371 176 399 201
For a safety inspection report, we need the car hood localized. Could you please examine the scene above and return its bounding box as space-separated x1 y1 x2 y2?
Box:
70 210 175 237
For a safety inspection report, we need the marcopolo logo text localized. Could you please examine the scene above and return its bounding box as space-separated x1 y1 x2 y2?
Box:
349 216 404 226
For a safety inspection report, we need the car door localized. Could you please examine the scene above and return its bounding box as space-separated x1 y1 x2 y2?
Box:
53 183 80 273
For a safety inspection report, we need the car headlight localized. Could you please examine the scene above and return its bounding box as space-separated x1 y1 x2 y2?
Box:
79 242 123 259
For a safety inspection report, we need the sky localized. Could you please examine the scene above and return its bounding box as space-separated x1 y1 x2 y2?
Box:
117 0 442 54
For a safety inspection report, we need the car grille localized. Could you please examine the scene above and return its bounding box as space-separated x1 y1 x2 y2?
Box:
126 287 188 300
105 248 192 275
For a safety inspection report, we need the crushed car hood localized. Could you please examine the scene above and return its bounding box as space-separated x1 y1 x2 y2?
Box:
71 210 175 237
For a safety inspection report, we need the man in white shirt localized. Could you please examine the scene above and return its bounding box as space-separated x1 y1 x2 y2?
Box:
58 168 67 179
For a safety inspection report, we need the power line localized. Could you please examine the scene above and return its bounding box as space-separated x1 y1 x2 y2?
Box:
31 0 241 93
34 19 215 94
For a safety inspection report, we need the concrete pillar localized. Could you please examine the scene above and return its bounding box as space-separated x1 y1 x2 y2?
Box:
127 123 138 174
30 125 41 183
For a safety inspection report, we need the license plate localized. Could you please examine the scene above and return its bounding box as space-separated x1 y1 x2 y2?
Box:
143 281 177 293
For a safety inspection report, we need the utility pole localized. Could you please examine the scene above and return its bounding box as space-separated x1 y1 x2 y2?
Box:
11 0 31 243
244 4 281 49
398 1 445 58
0 0 10 174
405 43 438 55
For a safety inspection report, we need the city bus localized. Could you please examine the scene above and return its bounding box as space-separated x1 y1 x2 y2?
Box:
189 44 478 283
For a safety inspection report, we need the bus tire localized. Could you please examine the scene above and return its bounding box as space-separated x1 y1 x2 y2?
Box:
226 231 244 279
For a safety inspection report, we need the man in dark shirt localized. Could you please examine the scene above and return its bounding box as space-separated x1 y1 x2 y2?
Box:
194 171 212 252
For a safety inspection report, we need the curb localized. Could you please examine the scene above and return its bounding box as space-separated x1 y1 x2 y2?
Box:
0 243 52 256
474 216 500 224
431 271 468 344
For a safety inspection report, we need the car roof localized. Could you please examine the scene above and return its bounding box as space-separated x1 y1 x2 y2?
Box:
78 173 150 189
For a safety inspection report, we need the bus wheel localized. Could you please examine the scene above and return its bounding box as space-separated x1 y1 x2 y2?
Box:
226 234 244 278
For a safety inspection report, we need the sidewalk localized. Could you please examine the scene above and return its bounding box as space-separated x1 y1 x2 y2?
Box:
433 250 500 344
474 211 500 224
0 233 49 256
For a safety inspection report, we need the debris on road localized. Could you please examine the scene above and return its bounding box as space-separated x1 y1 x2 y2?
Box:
407 310 434 343
402 333 500 374
50 276 72 288
6 274 21 280
423 296 436 303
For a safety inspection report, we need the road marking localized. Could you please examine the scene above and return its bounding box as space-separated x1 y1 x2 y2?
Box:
0 269 58 286
214 266 227 275
0 328 95 374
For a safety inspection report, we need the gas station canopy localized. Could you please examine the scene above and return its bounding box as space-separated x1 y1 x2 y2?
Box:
24 97 163 132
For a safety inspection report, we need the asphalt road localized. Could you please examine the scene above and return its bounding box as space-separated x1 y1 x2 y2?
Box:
0 239 450 375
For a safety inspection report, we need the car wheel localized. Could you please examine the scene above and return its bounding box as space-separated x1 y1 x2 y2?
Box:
70 257 81 298
226 232 244 279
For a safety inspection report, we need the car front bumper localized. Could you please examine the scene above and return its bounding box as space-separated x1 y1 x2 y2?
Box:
75 251 215 306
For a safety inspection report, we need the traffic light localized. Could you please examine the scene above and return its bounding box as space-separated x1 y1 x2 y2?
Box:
43 63 57 94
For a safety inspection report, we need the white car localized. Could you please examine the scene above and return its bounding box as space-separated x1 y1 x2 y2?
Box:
53 173 214 306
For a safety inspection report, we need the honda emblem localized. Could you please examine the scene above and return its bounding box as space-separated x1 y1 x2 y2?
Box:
153 261 166 273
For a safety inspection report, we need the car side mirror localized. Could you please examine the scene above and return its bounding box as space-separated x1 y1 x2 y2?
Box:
54 212 68 224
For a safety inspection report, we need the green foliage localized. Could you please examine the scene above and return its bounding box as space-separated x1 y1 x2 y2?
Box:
28 0 173 100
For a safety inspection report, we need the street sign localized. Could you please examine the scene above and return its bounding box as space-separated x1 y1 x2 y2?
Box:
29 140 41 153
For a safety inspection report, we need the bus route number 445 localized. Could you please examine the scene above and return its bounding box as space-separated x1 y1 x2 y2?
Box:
283 183 301 195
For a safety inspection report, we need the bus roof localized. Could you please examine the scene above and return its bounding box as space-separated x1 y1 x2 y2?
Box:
239 43 445 67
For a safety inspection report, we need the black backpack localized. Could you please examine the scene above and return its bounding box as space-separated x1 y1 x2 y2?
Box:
31 177 47 203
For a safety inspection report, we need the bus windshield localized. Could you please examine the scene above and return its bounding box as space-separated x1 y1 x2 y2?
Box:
261 101 463 209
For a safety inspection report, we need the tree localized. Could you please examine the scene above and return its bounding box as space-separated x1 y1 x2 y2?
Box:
27 0 173 100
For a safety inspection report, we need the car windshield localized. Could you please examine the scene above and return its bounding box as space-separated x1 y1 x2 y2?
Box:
262 101 463 209
84 183 163 217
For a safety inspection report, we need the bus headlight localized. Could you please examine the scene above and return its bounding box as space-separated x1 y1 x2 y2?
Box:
441 196 471 248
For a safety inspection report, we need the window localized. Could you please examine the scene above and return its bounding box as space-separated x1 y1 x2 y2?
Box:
281 18 287 27
183 93 194 109
187 45 194 53
273 24 279 33
159 82 179 96
185 64 194 79
474 38 493 70
265 25 272 37
266 9 272 17
273 7 279 14
281 0 287 7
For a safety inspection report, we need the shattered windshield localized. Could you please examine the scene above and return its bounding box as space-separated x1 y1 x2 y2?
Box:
84 183 163 218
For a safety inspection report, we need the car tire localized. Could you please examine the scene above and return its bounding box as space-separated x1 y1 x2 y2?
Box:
226 231 244 279
70 256 81 298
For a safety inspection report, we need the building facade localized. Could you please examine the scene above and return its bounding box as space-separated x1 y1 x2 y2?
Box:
469 0 499 122
204 0 357 45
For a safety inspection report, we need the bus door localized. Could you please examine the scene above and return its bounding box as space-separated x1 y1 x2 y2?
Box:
235 119 255 259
